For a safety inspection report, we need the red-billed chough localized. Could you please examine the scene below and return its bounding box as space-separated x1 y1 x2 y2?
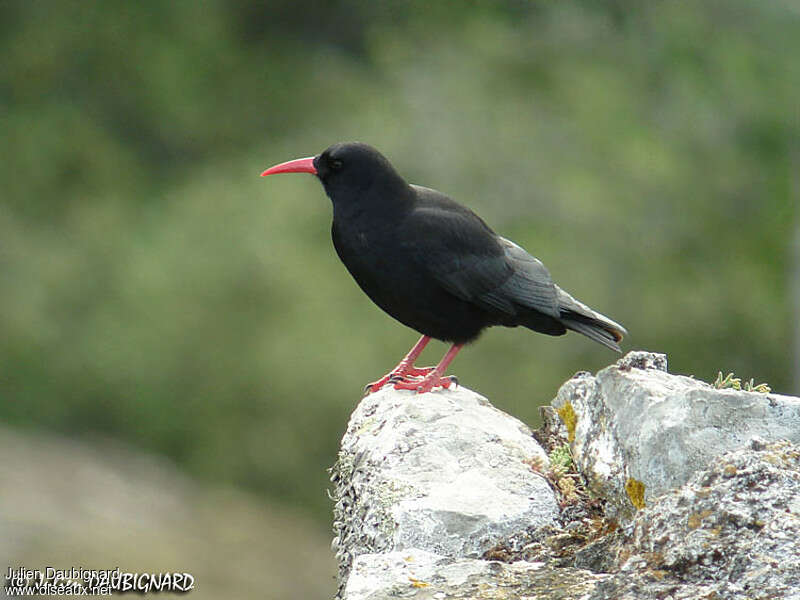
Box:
262 142 627 394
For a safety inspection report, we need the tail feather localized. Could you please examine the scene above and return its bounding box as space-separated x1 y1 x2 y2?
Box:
560 317 623 352
556 287 627 353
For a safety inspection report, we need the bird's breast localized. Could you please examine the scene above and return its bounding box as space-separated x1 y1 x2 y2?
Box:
330 220 488 343
332 223 403 281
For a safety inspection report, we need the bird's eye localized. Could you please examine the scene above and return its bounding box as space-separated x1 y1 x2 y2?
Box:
331 159 343 170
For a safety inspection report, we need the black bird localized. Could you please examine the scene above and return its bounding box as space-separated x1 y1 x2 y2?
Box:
262 142 627 393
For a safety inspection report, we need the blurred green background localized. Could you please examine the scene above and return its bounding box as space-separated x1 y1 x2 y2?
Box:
1 1 798 597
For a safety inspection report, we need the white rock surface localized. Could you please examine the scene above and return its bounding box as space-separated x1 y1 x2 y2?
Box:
330 385 558 597
343 549 607 600
552 351 800 519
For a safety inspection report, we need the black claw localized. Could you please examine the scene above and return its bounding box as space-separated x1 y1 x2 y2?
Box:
448 375 459 388
389 373 422 384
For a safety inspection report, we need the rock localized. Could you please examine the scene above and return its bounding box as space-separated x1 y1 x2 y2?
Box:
342 550 608 600
333 356 800 600
591 439 800 599
337 439 800 599
330 385 558 597
552 351 800 520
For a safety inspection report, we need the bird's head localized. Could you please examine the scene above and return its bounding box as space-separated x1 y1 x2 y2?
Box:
262 142 408 206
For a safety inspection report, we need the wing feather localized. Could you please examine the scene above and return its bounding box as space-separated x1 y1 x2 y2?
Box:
400 188 559 319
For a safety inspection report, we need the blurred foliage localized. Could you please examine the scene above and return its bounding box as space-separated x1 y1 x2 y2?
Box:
1 0 798 523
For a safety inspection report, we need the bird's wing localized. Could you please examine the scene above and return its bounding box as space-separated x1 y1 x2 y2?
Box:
401 204 514 309
489 237 560 317
400 191 559 317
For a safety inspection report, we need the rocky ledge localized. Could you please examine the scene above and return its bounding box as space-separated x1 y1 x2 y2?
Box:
330 352 800 600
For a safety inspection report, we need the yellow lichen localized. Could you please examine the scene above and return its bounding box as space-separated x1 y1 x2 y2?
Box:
723 464 737 477
694 487 712 499
626 477 646 510
688 509 713 530
556 402 577 443
650 569 668 580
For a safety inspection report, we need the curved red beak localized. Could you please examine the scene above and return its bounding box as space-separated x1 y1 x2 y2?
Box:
261 156 317 177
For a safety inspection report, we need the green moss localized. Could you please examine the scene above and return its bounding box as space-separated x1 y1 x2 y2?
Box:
549 443 573 475
743 379 771 393
713 371 771 393
713 371 741 390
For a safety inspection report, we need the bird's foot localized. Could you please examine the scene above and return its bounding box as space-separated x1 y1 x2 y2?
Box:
363 378 388 395
401 365 435 377
363 365 435 394
392 374 458 394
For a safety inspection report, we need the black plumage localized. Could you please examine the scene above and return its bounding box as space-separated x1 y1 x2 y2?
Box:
262 142 627 393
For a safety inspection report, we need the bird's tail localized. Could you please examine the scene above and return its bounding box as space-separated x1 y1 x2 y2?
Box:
556 287 627 352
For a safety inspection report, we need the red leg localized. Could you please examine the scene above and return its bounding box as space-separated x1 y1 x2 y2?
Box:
364 335 434 393
392 343 463 393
